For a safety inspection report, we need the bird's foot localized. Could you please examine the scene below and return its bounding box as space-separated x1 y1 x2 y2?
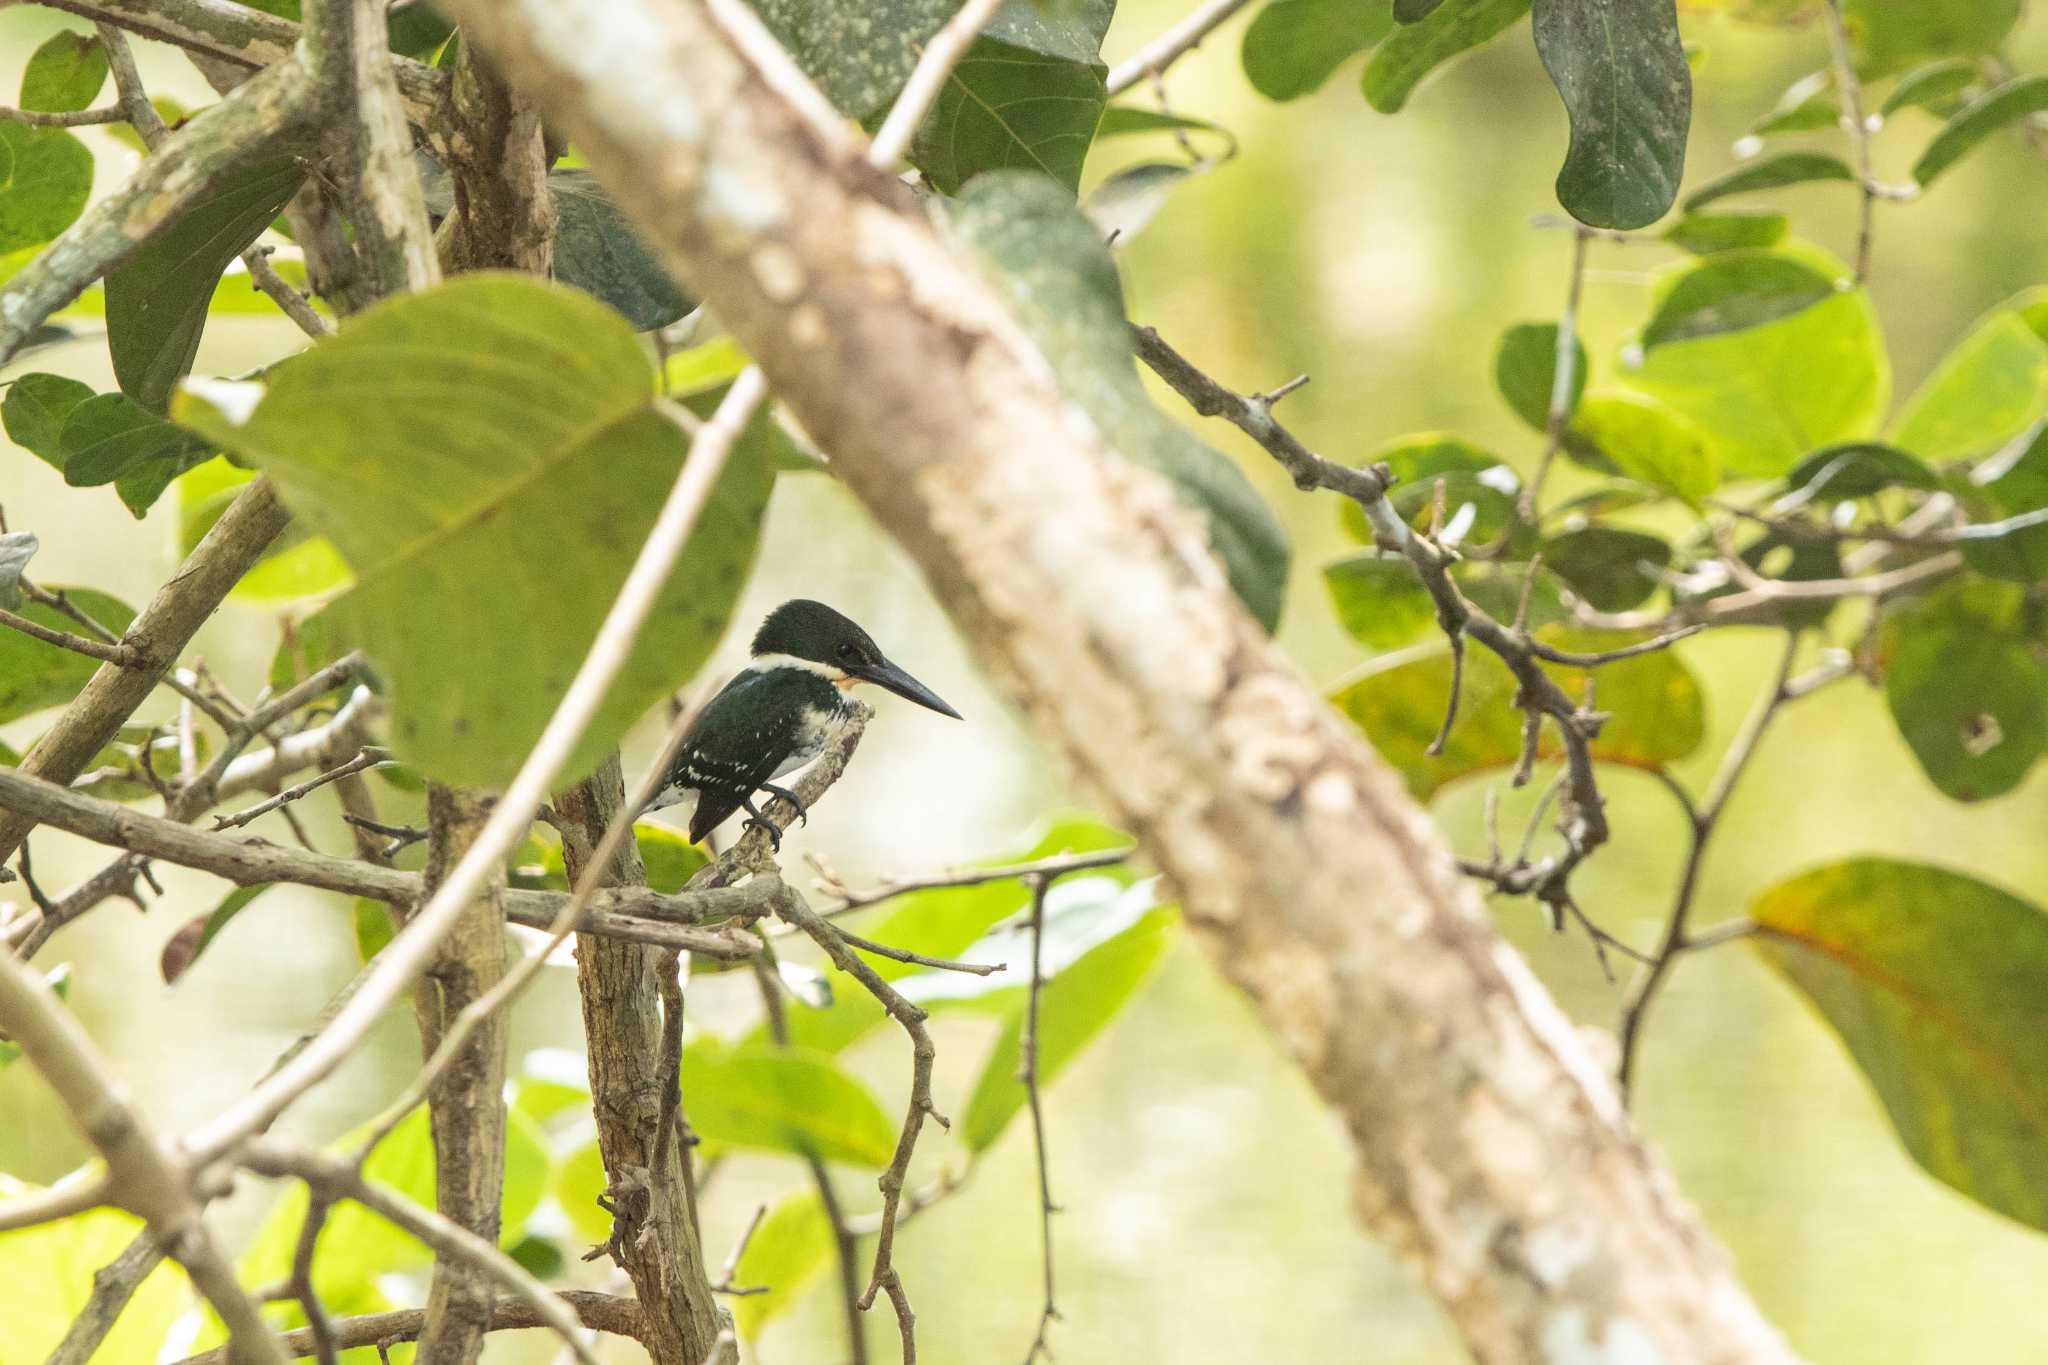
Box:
758 783 809 827
742 814 785 852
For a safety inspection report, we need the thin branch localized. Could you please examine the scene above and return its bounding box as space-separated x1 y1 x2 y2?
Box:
0 606 139 665
166 1293 645 1364
210 749 391 831
829 927 1005 975
1018 875 1059 1365
809 847 1132 915
1520 226 1591 520
1524 624 1705 667
0 1172 112 1234
181 370 770 1166
1821 0 1877 282
867 0 1004 167
1105 0 1257 96
45 1229 167 1365
281 1194 340 1365
710 1203 770 1295
0 104 126 126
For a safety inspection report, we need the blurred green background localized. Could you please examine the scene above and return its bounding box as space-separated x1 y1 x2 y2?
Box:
3 1 2048 1360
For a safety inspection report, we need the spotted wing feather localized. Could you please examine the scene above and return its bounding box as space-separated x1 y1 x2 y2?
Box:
664 669 829 843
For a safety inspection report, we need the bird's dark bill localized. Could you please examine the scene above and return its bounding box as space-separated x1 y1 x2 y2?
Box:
856 659 962 719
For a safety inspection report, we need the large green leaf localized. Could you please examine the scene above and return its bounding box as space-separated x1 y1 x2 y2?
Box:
0 1184 187 1363
1842 0 2021 77
1494 321 1587 431
52 390 211 515
20 30 108 113
1890 295 2048 461
1542 525 1671 610
1242 0 1396 102
733 1192 835 1340
1913 76 2048 188
947 173 1290 629
549 168 690 331
1637 250 1836 350
1568 391 1719 504
175 274 774 786
960 903 1177 1151
0 124 93 252
1363 0 1530 112
680 1038 898 1167
910 36 1107 193
0 587 137 724
1680 151 1854 212
1530 0 1691 229
1880 585 2046 800
106 155 303 412
1751 859 2048 1231
1619 250 1888 476
1331 627 1706 798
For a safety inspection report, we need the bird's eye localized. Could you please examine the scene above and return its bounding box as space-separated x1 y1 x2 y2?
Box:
838 643 861 663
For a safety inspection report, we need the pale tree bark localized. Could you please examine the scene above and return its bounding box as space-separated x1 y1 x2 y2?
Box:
438 4 1806 1362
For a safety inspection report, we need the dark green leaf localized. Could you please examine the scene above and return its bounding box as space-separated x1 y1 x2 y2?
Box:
1083 161 1199 245
1693 529 1841 629
1843 0 2020 78
1781 441 1935 503
20 31 108 114
160 884 273 984
1495 321 1586 431
733 1193 834 1339
1960 422 2048 584
548 168 690 331
0 125 93 252
1750 858 2048 1230
1340 434 1521 549
177 275 774 786
1913 75 2048 188
1748 69 1837 135
0 587 136 724
57 391 208 494
1639 250 1836 349
106 155 302 412
1879 57 1979 116
1094 106 1238 159
948 173 1290 628
1396 0 1447 18
1363 0 1530 113
1531 0 1692 228
1680 150 1854 212
1323 553 1436 649
960 904 1176 1151
1890 298 2048 461
1568 392 1718 503
1542 525 1670 610
2 371 94 468
506 1234 565 1282
1883 622 2046 801
908 36 1106 193
1661 209 1788 254
681 1039 898 1166
1242 0 1395 101
1331 626 1705 798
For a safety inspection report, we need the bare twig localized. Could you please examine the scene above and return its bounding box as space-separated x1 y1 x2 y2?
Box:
0 609 140 666
1520 226 1591 520
1106 0 1257 96
710 1204 770 1296
0 1173 112 1234
165 1292 645 1364
829 927 1006 975
867 0 1004 168
1018 874 1059 1365
809 847 1131 916
1820 0 1877 281
210 750 391 831
0 103 127 126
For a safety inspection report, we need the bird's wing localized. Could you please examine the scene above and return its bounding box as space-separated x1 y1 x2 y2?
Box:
664 670 822 844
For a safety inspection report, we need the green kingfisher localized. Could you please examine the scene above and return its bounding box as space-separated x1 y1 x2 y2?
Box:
644 599 962 847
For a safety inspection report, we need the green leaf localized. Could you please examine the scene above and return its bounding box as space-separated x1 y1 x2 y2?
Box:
241 1104 550 1302
1959 421 2048 584
1750 858 2048 1230
106 155 302 412
160 884 273 984
1638 250 1837 350
1094 105 1238 160
1878 57 1978 116
733 1192 835 1339
1749 70 1837 135
1567 392 1719 504
0 1188 186 1362
1396 0 1447 16
1781 441 1935 503
910 37 1107 193
1620 249 1888 477
1883 620 2046 801
947 173 1290 629
354 897 395 962
1331 626 1705 798
1323 552 1436 649
0 587 136 724
548 168 690 331
960 903 1177 1151
20 30 108 114
1242 0 1395 102
1842 0 2020 78
1688 528 1842 630
2 371 94 467
1338 434 1521 548
56 391 210 504
1661 209 1788 254
0 124 93 252
1531 0 1692 229
681 1038 898 1167
1495 321 1586 431
1082 161 1199 246
176 274 774 787
1542 525 1670 610
1681 150 1854 212
536 822 708 895
1914 75 2048 188
1364 0 1530 113
177 457 351 601
1890 302 2048 461
553 1139 611 1245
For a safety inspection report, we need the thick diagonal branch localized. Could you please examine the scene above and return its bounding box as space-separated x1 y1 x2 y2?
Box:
438 3 1805 1362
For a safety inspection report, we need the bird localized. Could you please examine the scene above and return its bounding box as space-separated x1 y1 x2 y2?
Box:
642 599 962 848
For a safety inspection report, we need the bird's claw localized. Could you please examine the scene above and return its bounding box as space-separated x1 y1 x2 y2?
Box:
758 783 809 828
743 814 784 852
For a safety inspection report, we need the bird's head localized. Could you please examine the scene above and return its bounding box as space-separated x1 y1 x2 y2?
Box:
751 599 963 720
